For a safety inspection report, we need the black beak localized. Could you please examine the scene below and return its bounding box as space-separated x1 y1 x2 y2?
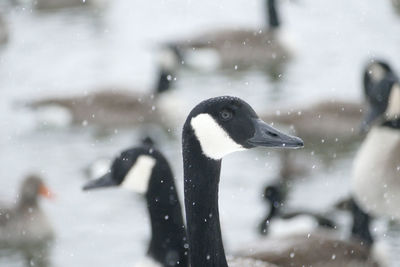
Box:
246 119 304 148
82 172 117 191
360 106 382 133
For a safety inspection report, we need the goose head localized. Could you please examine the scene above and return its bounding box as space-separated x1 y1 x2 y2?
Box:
361 61 400 131
184 96 304 160
19 174 53 207
83 144 162 195
364 59 395 95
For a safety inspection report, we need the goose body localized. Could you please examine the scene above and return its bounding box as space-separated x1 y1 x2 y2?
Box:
0 174 54 261
353 126 400 219
83 140 188 267
34 0 104 10
26 53 180 129
239 198 383 267
28 90 163 128
352 60 400 220
174 28 291 70
182 96 303 267
237 230 378 267
0 14 8 46
167 0 291 71
260 100 364 145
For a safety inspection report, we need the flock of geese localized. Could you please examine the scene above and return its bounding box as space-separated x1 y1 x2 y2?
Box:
1 0 400 267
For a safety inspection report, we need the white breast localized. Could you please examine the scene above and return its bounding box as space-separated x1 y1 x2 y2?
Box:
352 126 400 219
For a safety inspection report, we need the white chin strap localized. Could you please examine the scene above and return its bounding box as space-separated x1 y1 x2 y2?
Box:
121 155 156 194
191 113 245 160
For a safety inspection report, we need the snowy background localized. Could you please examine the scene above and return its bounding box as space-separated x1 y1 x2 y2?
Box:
0 0 400 266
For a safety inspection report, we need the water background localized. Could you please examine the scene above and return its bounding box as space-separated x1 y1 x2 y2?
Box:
0 0 400 266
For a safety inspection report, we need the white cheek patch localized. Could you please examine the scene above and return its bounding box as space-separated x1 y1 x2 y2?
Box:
369 63 386 82
386 84 400 119
121 155 156 194
190 113 246 160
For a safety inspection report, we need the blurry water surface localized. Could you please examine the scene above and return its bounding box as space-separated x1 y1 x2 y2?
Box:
0 0 400 266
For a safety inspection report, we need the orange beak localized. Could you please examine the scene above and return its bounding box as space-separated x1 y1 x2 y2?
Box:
39 184 54 199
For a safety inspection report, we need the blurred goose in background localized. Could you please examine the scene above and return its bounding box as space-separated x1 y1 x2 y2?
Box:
392 0 400 15
258 150 334 235
32 0 105 10
0 175 54 247
25 50 181 129
182 96 303 266
258 182 336 236
0 175 54 266
260 100 364 146
83 139 188 267
238 197 385 267
0 13 8 46
352 60 400 221
166 0 292 74
259 60 397 148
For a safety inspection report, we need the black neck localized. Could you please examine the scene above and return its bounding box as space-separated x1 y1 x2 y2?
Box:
268 201 280 219
266 0 279 29
146 161 188 267
183 127 228 267
351 200 374 246
259 201 279 235
155 68 173 95
382 118 400 129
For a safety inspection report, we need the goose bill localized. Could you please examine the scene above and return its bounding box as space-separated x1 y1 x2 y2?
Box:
83 173 117 191
246 118 304 148
39 184 54 199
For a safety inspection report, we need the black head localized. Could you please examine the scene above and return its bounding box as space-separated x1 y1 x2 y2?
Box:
83 146 164 194
263 184 285 208
184 96 304 160
361 61 400 131
364 59 394 97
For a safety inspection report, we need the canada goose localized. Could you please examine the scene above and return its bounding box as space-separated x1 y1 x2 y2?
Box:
0 13 8 46
258 151 333 236
0 175 54 266
83 140 188 267
0 175 54 247
258 183 336 236
26 50 180 129
182 96 303 267
259 60 397 148
352 60 400 221
237 197 383 267
260 100 365 146
167 0 291 72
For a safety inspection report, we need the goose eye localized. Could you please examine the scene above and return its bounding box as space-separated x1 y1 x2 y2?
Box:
220 109 233 121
